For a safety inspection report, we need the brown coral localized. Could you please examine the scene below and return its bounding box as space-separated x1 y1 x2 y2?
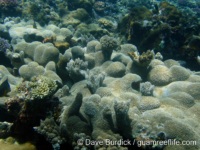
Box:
54 42 70 54
43 35 56 44
139 50 154 64
128 51 139 60
94 1 105 14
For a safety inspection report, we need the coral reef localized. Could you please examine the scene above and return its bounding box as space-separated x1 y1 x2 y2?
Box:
6 50 25 69
0 0 20 18
71 46 85 60
81 34 96 47
94 1 106 15
119 1 200 63
34 118 66 150
4 75 59 135
100 35 119 51
0 1 200 150
128 50 154 67
140 82 155 96
0 122 13 138
0 0 18 8
0 37 10 53
66 58 88 82
66 0 94 13
43 36 56 44
86 67 106 94
0 137 36 150
72 133 91 150
60 92 92 144
16 75 58 100
0 76 11 97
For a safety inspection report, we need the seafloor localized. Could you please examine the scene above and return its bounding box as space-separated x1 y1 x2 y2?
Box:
0 0 200 149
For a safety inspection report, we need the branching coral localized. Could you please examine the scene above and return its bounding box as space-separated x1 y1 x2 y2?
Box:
4 76 60 140
140 81 155 96
66 58 88 82
81 34 96 47
34 118 66 150
86 68 106 94
128 50 154 67
16 76 58 100
155 52 163 60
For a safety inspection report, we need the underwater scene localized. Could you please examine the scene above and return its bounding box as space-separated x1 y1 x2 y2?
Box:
1 0 200 149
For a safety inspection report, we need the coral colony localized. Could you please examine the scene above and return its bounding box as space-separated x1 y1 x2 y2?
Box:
0 0 18 8
0 37 10 53
0 0 200 150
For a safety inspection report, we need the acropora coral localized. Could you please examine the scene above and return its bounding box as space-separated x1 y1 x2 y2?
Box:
16 76 58 100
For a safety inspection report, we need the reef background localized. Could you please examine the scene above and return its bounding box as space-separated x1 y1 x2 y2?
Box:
0 0 200 150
